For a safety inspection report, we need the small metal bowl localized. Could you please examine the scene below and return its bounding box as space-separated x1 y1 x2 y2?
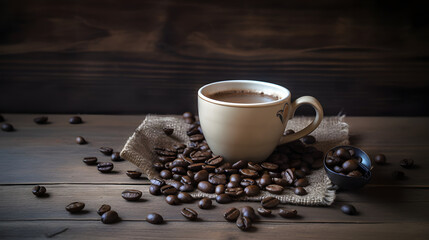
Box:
324 145 372 190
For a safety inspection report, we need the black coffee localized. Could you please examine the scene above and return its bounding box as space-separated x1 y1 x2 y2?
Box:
208 90 279 104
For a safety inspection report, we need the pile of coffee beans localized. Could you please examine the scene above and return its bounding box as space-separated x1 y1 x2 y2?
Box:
325 148 364 177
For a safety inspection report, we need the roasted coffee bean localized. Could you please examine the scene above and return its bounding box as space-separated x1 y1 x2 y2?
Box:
265 184 284 194
194 169 209 182
202 165 216 172
150 177 165 186
32 185 46 197
160 185 177 195
268 171 282 178
294 187 307 196
215 184 226 194
392 170 405 180
183 147 195 157
187 125 200 136
400 159 414 168
184 117 195 124
240 178 256 187
225 187 244 198
160 169 173 179
216 193 233 203
171 166 186 175
229 174 242 183
166 195 181 205
183 112 194 119
261 197 280 209
177 192 194 203
341 204 357 215
173 143 187 152
147 213 164 224
154 147 177 157
126 170 142 179
342 160 358 172
101 210 119 224
180 184 194 192
190 150 212 162
189 134 204 142
172 174 182 181
374 154 386 165
1 123 14 132
294 178 309 187
69 116 83 124
198 142 210 151
187 170 195 179
169 180 183 190
82 157 98 165
302 135 316 144
261 162 279 171
198 181 215 193
247 162 263 172
163 127 174 136
335 148 351 160
272 178 289 187
236 216 252 231
188 163 205 171
257 207 272 217
149 185 161 195
226 181 240 188
99 147 113 156
244 185 260 196
224 207 240 222
301 165 312 175
347 170 363 177
65 202 85 213
33 116 48 124
153 162 164 171
97 204 111 216
181 208 198 220
259 173 272 187
279 208 298 218
232 160 247 169
180 176 193 186
283 169 296 185
76 136 87 145
242 206 257 221
171 159 189 168
198 197 212 209
239 169 259 178
97 162 114 173
158 156 176 163
209 173 227 185
206 156 223 166
333 165 344 173
224 168 238 174
122 189 142 201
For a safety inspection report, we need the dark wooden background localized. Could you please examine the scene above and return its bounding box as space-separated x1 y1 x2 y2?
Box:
1 0 428 116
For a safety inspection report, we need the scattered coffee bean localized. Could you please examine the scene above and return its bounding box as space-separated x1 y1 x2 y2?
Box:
302 135 316 144
342 160 358 172
32 185 46 197
149 185 161 195
216 193 232 204
392 170 405 180
206 156 224 166
97 162 114 173
335 148 351 160
257 207 272 217
76 136 87 145
215 184 226 195
198 197 212 209
180 184 194 192
181 208 198 220
160 185 177 195
265 184 284 194
101 210 119 224
225 187 244 197
160 169 173 179
261 197 280 209
150 177 165 186
374 154 386 165
69 116 83 124
194 169 209 182
239 169 259 178
244 185 260 196
147 213 164 224
198 181 215 193
294 187 307 196
121 189 142 201
232 160 248 169
261 162 279 171
294 178 309 187
83 157 98 165
163 127 174 136
279 208 298 218
236 216 252 231
65 202 85 213
209 173 227 185
400 159 414 168
1 123 14 132
111 152 122 161
99 147 113 156
97 204 111 216
242 206 257 221
126 170 142 179
177 192 194 203
224 207 240 222
166 195 181 205
34 116 48 124
340 204 357 215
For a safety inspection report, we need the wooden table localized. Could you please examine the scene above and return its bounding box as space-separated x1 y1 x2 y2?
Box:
0 114 428 239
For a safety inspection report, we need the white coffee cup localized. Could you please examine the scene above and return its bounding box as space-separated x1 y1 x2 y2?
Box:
198 80 323 163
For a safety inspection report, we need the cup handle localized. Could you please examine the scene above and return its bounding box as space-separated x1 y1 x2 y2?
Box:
278 96 324 145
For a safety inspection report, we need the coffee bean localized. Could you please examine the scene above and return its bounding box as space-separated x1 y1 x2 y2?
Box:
147 213 164 224
34 116 48 124
302 135 316 144
160 169 173 179
198 181 215 193
76 136 87 145
247 162 263 172
265 184 284 194
347 170 363 177
232 160 247 169
392 170 405 180
187 125 200 136
126 170 142 179
180 184 194 192
194 169 209 182
225 187 244 197
150 177 165 186
190 151 211 162
400 159 414 168
69 116 83 124
177 192 194 203
216 193 232 204
173 143 187 152
97 204 111 216
154 147 177 156
180 176 193 185
283 169 296 185
257 207 272 217
208 173 227 185
101 210 119 224
153 162 164 171
242 206 257 221
224 168 238 174
189 134 204 142
83 157 98 165
121 189 142 201
333 165 344 173
188 163 205 171
240 178 256 187
342 160 358 172
172 166 186 175
149 185 161 195
183 112 194 119
181 208 198 220
272 177 289 187
236 216 252 231
215 184 225 194
244 185 260 196
259 173 272 187
198 197 212 209
206 156 224 166
226 181 240 188
183 147 195 157
261 197 280 208
268 171 282 178
374 154 386 165
224 207 240 222
99 147 113 156
65 202 85 213
279 208 298 218
294 187 307 196
32 185 46 197
111 152 122 161
166 195 181 205
163 127 174 136
295 169 306 179
1 123 14 132
97 162 114 173
261 162 279 171
202 165 216 172
334 148 351 160
341 204 357 215
294 178 309 187
239 169 259 178
160 185 177 195
171 159 189 168
158 156 176 163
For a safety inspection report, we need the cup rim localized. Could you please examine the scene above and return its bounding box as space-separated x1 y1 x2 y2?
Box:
198 80 290 107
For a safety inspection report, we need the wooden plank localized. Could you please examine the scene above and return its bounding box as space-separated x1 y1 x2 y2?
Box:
1 221 428 240
0 185 428 223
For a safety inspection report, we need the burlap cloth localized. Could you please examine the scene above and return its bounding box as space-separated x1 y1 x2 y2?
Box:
120 115 349 206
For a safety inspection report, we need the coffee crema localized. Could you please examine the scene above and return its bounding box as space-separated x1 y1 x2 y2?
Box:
207 90 280 104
